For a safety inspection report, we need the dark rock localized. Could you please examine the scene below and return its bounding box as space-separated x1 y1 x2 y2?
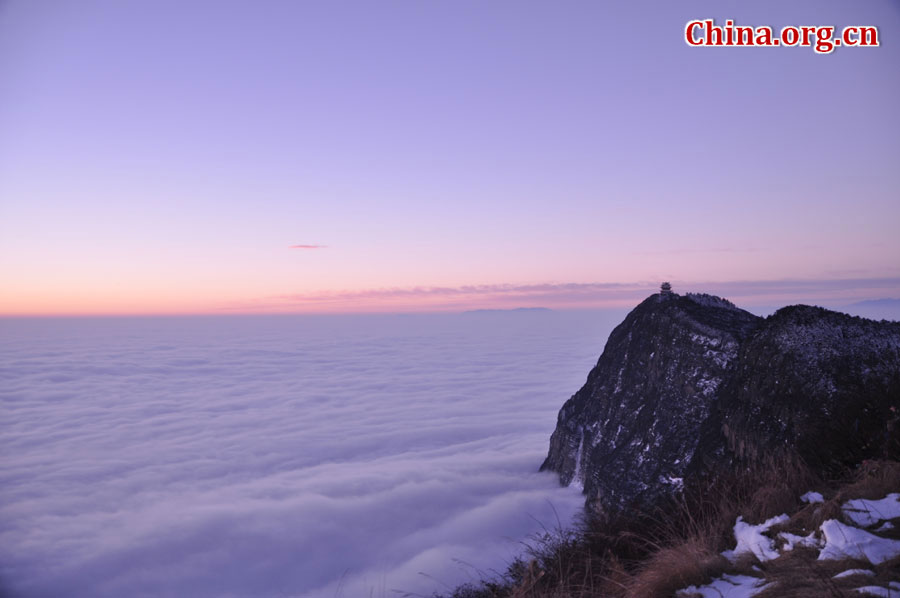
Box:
540 292 900 512
718 305 900 470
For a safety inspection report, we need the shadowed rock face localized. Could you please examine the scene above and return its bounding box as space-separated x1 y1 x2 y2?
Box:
541 293 900 512
718 305 900 469
540 293 761 510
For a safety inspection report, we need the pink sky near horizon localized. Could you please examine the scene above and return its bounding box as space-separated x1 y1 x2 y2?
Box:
3 277 899 317
1 1 899 316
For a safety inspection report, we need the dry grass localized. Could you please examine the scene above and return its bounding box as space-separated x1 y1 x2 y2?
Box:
439 458 900 598
835 460 900 502
625 537 728 598
784 497 843 535
753 544 900 598
785 459 900 535
753 546 860 598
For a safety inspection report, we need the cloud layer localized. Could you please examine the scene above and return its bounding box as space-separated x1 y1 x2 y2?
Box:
0 311 626 597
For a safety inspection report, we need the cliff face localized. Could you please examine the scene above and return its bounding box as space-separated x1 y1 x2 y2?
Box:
540 292 761 509
718 305 900 468
541 293 900 511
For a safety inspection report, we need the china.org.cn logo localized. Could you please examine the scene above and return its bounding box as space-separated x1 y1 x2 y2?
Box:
685 19 879 54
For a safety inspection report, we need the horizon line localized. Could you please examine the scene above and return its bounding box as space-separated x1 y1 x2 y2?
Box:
2 276 898 318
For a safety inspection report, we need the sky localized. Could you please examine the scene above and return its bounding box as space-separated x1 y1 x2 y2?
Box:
1 0 899 315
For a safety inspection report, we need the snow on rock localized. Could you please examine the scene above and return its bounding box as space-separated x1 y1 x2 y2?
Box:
877 522 895 532
663 475 685 491
722 514 790 562
801 491 825 504
685 293 739 310
834 568 876 579
676 574 769 598
853 583 900 597
843 494 900 527
779 530 822 551
818 520 900 565
539 293 760 510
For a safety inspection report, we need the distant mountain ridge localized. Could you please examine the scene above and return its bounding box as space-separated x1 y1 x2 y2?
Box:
462 307 552 314
541 291 900 511
843 298 900 321
847 298 900 308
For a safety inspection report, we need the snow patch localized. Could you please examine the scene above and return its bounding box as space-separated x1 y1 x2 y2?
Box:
778 531 821 551
722 514 790 563
833 568 876 579
818 519 900 565
676 574 769 598
801 491 824 504
843 494 900 527
853 584 900 597
666 476 684 491
571 429 585 490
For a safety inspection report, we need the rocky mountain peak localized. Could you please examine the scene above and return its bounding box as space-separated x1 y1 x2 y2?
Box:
541 293 900 512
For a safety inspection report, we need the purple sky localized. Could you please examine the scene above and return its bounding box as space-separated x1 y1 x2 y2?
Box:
1 0 898 314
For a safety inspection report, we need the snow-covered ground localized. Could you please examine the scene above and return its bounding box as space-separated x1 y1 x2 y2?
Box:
721 514 789 563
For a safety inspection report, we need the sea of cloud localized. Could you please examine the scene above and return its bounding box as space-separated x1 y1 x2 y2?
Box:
0 310 625 597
